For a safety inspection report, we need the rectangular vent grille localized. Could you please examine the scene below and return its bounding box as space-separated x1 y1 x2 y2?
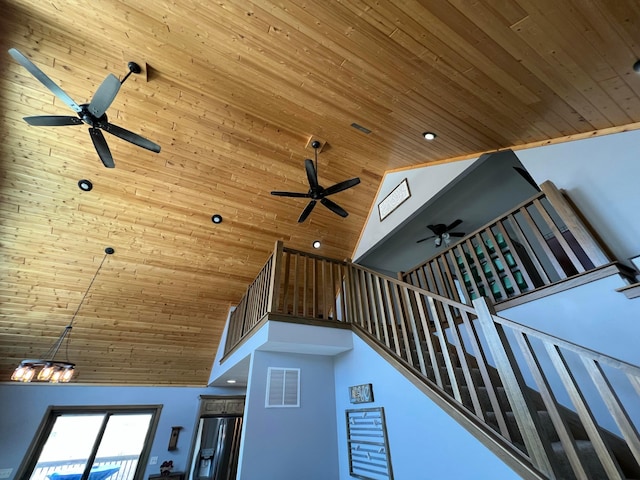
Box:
351 122 372 134
346 407 393 480
266 367 300 408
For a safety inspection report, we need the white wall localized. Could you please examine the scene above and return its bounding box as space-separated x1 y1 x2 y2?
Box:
237 351 339 480
333 334 521 479
501 274 640 367
515 129 640 267
353 158 476 261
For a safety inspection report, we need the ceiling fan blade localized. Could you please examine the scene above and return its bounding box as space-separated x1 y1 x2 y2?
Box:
449 232 466 237
101 122 161 153
416 235 436 244
24 115 83 126
304 159 319 190
320 198 349 218
446 219 463 231
298 200 317 223
324 177 361 196
271 191 310 198
8 48 82 113
89 128 115 168
88 74 121 118
321 198 348 218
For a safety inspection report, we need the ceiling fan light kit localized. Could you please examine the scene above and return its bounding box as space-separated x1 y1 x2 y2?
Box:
417 219 465 247
8 48 161 169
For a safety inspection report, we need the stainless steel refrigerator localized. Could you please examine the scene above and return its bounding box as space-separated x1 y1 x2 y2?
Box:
190 416 243 480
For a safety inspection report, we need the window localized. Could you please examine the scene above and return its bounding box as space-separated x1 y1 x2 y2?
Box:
17 406 161 480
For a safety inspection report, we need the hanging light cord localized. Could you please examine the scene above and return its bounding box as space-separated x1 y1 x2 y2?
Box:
55 251 110 361
68 252 109 328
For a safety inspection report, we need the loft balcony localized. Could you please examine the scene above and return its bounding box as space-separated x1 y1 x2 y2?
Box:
219 180 640 479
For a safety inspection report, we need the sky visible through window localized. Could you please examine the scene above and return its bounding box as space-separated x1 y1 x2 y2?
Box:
39 413 152 462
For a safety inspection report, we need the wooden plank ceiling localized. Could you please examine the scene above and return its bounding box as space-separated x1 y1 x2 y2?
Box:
1 0 639 385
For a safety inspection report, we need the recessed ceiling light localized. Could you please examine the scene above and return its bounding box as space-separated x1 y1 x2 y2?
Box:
212 214 223 224
312 240 321 249
78 179 93 191
634 60 640 73
422 132 437 141
226 379 237 384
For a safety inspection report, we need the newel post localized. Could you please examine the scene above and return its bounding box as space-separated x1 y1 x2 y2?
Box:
539 180 611 266
266 240 284 314
473 297 557 477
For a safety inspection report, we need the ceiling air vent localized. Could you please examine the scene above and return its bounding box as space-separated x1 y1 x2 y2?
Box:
266 367 300 408
350 122 372 134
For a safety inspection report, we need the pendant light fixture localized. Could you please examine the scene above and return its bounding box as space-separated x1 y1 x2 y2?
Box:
10 247 114 383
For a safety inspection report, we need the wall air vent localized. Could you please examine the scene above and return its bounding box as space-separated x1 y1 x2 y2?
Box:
266 367 300 408
350 122 372 134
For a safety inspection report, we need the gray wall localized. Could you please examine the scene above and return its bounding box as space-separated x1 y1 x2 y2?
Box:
333 334 521 479
237 350 339 480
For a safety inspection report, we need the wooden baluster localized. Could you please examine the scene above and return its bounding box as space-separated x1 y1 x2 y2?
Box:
366 271 382 339
443 249 466 303
581 358 640 467
358 269 373 333
473 298 557 477
426 296 462 402
400 286 427 375
439 253 462 302
540 180 610 267
460 311 512 440
382 278 402 356
391 282 413 365
374 275 391 349
413 290 443 387
338 263 348 322
291 253 299 316
484 226 523 296
544 343 626 479
442 302 483 417
498 216 548 285
517 207 567 280
312 257 318 319
267 244 282 315
281 251 291 314
514 331 592 479
533 198 585 273
302 255 308 317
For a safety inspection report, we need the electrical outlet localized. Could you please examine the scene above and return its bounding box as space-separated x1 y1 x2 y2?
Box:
0 468 13 479
149 456 158 465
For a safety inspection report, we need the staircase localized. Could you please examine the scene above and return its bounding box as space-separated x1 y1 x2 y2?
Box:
224 241 640 479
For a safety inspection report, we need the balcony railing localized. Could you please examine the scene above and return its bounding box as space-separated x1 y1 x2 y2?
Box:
223 241 640 479
31 456 139 480
400 181 613 306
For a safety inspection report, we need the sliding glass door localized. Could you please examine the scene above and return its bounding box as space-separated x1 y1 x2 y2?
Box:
18 406 160 480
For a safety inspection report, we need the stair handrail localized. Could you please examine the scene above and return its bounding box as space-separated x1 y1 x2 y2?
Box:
224 243 640 479
401 182 612 307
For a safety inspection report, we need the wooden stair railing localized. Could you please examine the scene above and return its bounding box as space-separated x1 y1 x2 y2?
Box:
401 181 613 307
224 243 640 479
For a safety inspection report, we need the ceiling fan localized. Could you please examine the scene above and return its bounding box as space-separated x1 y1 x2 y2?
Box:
417 219 465 247
8 48 161 168
271 141 361 223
